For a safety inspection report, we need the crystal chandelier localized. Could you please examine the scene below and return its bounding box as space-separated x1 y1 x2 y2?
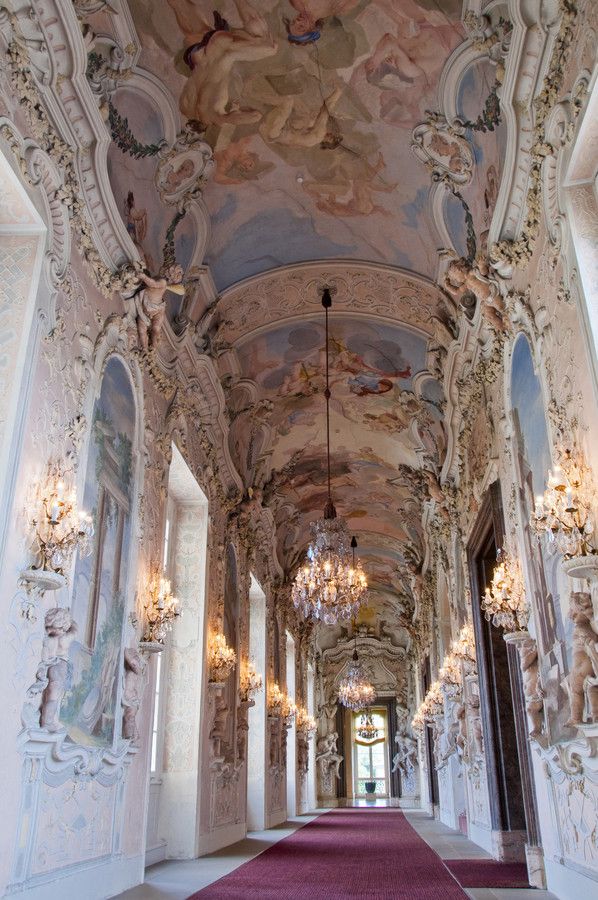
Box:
531 447 596 559
292 288 368 625
338 631 376 711
356 709 379 741
482 549 529 633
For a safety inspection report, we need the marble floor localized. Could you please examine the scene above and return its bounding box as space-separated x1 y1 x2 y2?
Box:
115 809 559 900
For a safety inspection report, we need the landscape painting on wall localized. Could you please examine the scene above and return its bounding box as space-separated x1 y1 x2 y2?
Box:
63 356 136 747
510 334 570 739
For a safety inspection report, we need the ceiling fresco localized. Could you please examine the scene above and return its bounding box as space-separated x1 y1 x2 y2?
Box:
228 314 444 595
113 0 507 290
94 0 508 629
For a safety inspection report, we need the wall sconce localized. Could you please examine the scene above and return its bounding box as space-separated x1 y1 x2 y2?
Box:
239 660 263 702
296 706 317 736
531 447 596 565
482 549 529 633
267 681 285 716
207 632 237 683
412 680 444 735
21 464 94 595
281 693 297 723
438 651 462 696
267 681 296 720
451 622 476 670
140 569 180 652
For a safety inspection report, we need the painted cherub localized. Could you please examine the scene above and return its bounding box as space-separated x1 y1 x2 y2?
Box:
259 87 343 149
285 0 360 44
169 0 277 127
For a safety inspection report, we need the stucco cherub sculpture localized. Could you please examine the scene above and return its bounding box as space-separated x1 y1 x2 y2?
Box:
316 731 343 782
444 256 507 333
122 647 146 743
517 638 544 739
128 265 185 352
24 607 77 732
565 591 598 727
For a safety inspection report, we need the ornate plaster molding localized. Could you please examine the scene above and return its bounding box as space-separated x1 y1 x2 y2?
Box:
490 0 580 274
217 261 447 346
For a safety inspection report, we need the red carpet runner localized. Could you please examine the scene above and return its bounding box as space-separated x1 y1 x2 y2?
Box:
188 809 468 899
445 859 530 888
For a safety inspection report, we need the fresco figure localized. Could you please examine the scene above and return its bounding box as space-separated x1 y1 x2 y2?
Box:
284 0 360 44
124 191 147 247
259 86 343 149
214 136 274 184
169 0 277 126
305 152 396 217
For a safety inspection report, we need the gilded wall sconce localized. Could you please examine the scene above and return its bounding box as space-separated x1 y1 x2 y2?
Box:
21 464 93 601
139 569 180 653
296 706 317 736
239 660 263 702
482 549 529 633
532 447 598 578
207 632 237 683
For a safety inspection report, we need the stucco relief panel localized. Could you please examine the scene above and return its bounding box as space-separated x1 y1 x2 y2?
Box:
31 780 116 876
0 235 38 433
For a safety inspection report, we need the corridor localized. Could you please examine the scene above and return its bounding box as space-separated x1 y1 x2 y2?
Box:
118 811 559 900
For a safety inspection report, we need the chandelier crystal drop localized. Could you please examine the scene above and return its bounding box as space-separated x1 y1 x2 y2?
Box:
292 288 368 624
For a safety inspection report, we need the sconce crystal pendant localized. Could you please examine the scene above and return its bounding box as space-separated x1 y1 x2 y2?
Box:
531 447 596 559
292 288 368 625
482 549 529 633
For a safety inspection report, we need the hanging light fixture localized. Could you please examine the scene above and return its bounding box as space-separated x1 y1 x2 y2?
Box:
338 626 376 711
291 287 368 625
357 709 379 741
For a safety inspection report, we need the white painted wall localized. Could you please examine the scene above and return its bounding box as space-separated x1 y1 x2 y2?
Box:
286 632 296 819
247 575 267 831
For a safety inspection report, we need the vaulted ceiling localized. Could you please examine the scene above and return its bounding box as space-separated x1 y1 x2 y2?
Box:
100 0 508 638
